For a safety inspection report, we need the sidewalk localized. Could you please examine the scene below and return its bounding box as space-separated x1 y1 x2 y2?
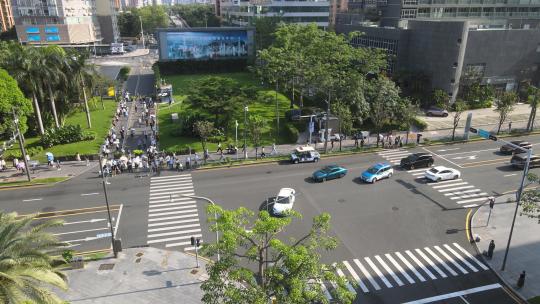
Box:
0 161 97 183
472 194 539 301
59 247 207 304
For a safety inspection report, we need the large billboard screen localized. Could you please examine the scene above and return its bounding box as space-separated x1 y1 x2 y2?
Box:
159 28 253 61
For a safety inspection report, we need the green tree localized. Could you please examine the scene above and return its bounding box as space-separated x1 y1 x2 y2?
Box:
41 45 69 128
394 98 418 145
193 120 215 159
138 6 169 33
117 11 140 37
169 4 220 27
365 76 402 147
200 204 355 304
0 69 32 136
451 99 468 141
494 92 517 134
253 16 282 51
66 49 95 128
527 86 540 132
0 212 67 303
248 114 266 160
432 89 449 110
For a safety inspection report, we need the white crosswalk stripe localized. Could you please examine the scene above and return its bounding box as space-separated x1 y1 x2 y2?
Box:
325 243 488 298
146 174 202 251
456 197 489 205
432 182 468 189
450 192 488 200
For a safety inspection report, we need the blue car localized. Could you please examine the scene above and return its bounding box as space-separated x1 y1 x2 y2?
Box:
361 163 394 183
312 165 348 182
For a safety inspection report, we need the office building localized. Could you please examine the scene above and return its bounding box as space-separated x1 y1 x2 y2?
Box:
12 0 119 45
220 0 331 27
0 0 14 32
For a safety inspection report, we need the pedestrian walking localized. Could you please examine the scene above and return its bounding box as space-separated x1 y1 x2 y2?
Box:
217 142 223 153
56 160 61 171
517 271 526 288
271 143 277 155
487 240 495 259
360 138 365 148
219 150 225 162
261 146 266 158
508 121 512 133
354 136 359 148
76 152 81 162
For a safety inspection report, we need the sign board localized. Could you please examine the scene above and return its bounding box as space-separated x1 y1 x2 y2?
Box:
111 43 124 54
308 121 314 133
107 87 115 97
478 129 491 139
96 232 112 239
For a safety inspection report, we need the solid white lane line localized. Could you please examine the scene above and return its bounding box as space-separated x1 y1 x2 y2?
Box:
149 201 198 208
436 148 460 152
148 209 198 217
450 192 488 200
430 178 464 185
53 227 109 236
395 252 426 282
150 186 194 193
438 185 475 192
434 246 467 274
462 204 479 208
504 173 517 177
114 203 123 238
151 174 191 180
148 223 200 233
402 283 502 304
147 218 199 227
408 168 428 173
444 189 481 196
452 243 489 270
385 253 415 284
439 147 500 157
365 257 393 288
22 198 42 202
415 249 447 278
354 259 381 290
150 183 193 189
63 218 107 225
386 156 408 161
149 205 197 212
378 149 408 155
422 147 463 168
405 250 436 280
147 228 201 238
147 213 199 222
432 182 468 189
444 244 478 272
335 264 357 294
150 192 195 200
343 260 369 293
80 193 99 196
375 255 404 286
456 197 489 204
424 247 458 276
147 234 202 244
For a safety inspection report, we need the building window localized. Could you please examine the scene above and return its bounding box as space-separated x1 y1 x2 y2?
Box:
27 34 41 41
465 63 486 77
401 8 417 18
25 27 39 33
46 34 60 41
45 26 58 33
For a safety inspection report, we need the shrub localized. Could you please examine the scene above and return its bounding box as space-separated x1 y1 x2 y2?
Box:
83 131 97 141
39 125 86 148
412 117 428 131
133 149 144 156
119 66 131 81
284 124 299 143
26 146 43 157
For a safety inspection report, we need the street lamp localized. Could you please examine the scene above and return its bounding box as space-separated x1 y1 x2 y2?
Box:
181 194 220 262
12 109 31 182
244 106 248 160
139 16 145 49
98 155 118 258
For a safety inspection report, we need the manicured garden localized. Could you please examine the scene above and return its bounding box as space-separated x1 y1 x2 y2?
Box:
159 72 298 153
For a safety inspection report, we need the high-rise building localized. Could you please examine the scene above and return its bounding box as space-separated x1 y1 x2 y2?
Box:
0 0 14 32
220 0 331 27
12 0 119 45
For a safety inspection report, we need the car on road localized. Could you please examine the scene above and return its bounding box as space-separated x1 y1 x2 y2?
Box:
272 188 296 216
424 166 461 182
400 153 434 169
426 107 449 117
290 146 320 164
312 165 348 182
510 153 540 169
500 141 532 155
361 163 394 183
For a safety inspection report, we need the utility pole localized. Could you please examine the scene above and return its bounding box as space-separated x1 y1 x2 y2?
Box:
244 106 248 159
324 90 331 154
12 109 31 182
275 80 280 143
102 180 118 258
139 16 145 49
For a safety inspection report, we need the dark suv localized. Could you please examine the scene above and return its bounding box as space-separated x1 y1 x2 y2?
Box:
400 153 434 169
510 154 540 169
500 141 532 155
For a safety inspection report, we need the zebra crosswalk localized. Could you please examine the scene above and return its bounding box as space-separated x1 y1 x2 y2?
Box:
377 149 489 208
146 174 202 251
321 243 488 300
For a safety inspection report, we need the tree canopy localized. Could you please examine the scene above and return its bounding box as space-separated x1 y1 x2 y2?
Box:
168 4 220 27
0 68 32 136
117 6 169 37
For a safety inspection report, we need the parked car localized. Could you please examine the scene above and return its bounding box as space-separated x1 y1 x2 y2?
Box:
330 133 346 141
312 165 348 182
272 188 296 216
361 163 394 183
510 153 540 169
400 153 434 170
500 141 532 155
426 107 449 117
290 146 320 164
424 166 461 182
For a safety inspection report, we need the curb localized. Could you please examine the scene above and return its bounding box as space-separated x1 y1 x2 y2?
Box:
0 183 46 190
469 205 529 304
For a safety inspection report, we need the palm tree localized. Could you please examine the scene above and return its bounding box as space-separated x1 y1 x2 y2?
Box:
41 46 69 129
66 50 94 128
0 212 67 303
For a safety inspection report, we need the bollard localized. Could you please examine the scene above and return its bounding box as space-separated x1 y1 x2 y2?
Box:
487 240 495 259
517 271 526 288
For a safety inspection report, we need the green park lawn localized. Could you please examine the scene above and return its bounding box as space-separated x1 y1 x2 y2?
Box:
4 100 116 162
159 72 298 153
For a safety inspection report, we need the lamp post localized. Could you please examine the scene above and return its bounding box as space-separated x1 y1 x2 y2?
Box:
181 194 220 262
275 80 280 143
139 16 145 49
12 109 31 182
99 155 118 258
244 106 248 160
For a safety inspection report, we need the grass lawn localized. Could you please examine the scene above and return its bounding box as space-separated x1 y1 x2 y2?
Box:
4 100 116 162
159 72 297 153
0 177 69 187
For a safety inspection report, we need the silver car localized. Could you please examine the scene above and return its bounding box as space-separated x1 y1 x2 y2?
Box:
426 107 449 117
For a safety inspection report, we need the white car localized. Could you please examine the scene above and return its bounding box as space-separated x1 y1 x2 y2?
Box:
272 188 296 215
424 166 461 182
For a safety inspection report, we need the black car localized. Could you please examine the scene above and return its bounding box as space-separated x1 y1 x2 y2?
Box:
510 153 540 169
500 141 532 155
400 153 434 169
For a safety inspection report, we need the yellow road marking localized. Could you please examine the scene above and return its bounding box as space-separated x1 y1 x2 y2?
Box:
465 209 472 243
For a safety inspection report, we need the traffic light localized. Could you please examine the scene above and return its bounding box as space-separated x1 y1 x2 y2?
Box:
190 236 195 246
469 127 477 133
196 238 201 247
